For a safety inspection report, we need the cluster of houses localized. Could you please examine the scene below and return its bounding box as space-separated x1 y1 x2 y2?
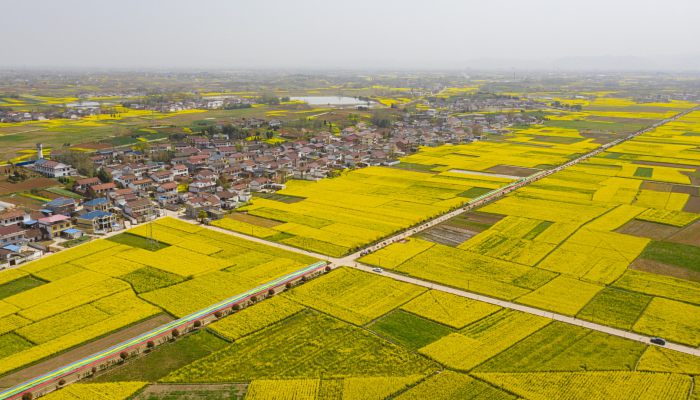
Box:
0 200 101 268
0 96 256 124
123 95 255 113
431 96 544 113
22 110 534 225
0 101 105 123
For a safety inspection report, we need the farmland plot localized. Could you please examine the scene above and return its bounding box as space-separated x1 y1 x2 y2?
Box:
0 217 321 376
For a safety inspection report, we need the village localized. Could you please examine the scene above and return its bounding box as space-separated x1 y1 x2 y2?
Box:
0 93 546 270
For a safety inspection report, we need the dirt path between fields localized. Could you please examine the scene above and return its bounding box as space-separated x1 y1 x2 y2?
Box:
135 383 247 399
0 314 174 389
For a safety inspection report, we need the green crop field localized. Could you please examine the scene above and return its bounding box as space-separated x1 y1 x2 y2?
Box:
368 310 455 350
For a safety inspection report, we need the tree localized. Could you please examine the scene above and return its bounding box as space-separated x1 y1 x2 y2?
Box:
171 328 180 338
260 93 280 105
133 141 151 153
472 123 483 138
197 210 208 223
22 393 33 400
151 150 175 163
119 351 128 361
58 379 66 386
214 310 223 318
267 289 275 297
147 340 155 349
54 150 96 177
97 168 112 183
231 303 241 311
371 110 393 128
193 320 202 328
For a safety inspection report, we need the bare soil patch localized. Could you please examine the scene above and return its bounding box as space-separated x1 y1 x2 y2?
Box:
418 211 503 246
0 177 56 196
229 212 282 228
418 224 478 247
630 258 700 283
580 131 621 144
616 220 680 240
669 220 700 246
460 211 505 227
672 185 699 196
135 383 247 400
684 197 700 213
485 165 540 177
0 194 45 210
635 160 700 169
681 171 700 186
640 181 672 192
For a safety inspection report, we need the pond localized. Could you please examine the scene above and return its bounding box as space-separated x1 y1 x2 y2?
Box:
290 96 372 106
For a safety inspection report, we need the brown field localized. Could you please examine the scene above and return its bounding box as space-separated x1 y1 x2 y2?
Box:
682 171 700 186
589 116 657 125
581 131 621 144
672 185 698 195
616 220 680 240
668 220 700 246
0 177 57 196
633 160 700 169
419 211 504 246
418 224 477 246
640 181 673 192
458 211 506 227
684 197 700 213
0 195 46 210
485 164 540 177
630 258 700 283
135 384 247 400
229 212 282 228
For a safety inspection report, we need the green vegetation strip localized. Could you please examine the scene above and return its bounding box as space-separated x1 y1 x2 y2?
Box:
640 241 700 272
633 167 654 178
368 310 454 350
0 276 46 300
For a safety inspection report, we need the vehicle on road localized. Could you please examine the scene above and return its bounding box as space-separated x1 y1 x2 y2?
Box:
650 337 666 346
372 267 384 273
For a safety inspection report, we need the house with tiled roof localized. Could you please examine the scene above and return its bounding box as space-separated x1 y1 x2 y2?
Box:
31 159 74 178
37 214 72 239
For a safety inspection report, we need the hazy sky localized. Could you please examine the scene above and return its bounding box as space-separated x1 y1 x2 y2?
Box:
2 0 700 70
